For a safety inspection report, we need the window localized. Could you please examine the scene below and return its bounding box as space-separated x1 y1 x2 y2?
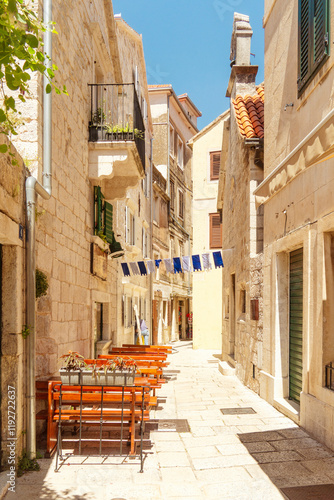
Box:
210 151 221 181
170 236 174 258
153 196 159 225
169 125 175 157
209 213 222 248
142 227 148 258
170 181 175 211
298 0 329 95
177 136 184 169
179 241 184 258
94 187 122 253
240 289 246 314
125 207 135 245
178 189 184 219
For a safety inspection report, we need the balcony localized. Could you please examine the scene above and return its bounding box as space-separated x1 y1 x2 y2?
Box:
88 83 145 200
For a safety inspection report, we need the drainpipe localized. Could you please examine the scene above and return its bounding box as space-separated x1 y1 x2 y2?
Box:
149 137 154 344
26 0 52 459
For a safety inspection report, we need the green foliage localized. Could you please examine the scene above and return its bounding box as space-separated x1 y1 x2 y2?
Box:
21 324 30 339
35 268 48 298
104 122 144 139
59 351 87 371
0 0 68 138
17 450 40 477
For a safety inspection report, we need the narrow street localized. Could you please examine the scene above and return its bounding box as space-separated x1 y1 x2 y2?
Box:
9 342 334 499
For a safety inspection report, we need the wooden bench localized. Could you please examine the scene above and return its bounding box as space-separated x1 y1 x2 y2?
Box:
122 344 173 354
37 380 156 458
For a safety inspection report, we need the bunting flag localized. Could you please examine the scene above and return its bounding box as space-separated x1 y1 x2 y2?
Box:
147 260 155 274
129 262 140 275
192 254 202 271
182 256 191 272
164 258 173 273
121 251 224 277
137 261 147 276
173 257 182 274
121 263 131 277
202 253 212 270
213 251 224 268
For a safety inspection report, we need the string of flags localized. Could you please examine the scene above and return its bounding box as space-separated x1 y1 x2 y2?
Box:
121 251 224 277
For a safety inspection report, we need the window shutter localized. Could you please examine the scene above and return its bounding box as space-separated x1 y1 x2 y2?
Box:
298 0 329 94
210 151 221 180
94 186 104 234
104 201 113 244
299 0 310 88
210 213 222 249
314 0 329 63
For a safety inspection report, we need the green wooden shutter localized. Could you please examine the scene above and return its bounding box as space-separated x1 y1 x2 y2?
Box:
289 248 303 403
104 201 114 244
314 0 329 64
298 0 329 94
94 186 104 234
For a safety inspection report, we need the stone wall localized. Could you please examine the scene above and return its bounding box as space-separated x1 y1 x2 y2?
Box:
0 139 27 465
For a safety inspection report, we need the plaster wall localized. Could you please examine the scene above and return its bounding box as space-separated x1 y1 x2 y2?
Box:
192 117 224 349
264 0 334 176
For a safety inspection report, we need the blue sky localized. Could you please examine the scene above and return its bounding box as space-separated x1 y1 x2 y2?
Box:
112 1 264 129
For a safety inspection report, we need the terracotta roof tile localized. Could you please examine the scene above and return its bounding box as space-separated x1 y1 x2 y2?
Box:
232 84 264 139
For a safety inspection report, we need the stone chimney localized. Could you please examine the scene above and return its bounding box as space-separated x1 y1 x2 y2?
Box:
226 13 258 98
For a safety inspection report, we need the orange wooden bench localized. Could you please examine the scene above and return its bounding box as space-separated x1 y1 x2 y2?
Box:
37 380 156 458
122 344 172 354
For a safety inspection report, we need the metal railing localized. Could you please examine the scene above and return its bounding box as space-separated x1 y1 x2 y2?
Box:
88 83 145 171
325 362 334 391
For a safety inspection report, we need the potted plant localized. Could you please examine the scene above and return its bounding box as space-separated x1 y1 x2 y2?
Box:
81 356 137 386
89 107 107 141
59 351 87 385
104 122 144 141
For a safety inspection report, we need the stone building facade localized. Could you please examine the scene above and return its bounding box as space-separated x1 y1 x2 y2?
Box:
0 138 27 464
189 112 228 349
148 86 200 342
255 0 334 450
217 14 264 393
5 0 152 460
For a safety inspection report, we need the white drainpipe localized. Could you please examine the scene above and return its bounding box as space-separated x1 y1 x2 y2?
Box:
26 0 52 458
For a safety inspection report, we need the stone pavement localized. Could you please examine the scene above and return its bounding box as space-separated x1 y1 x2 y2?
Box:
6 341 334 499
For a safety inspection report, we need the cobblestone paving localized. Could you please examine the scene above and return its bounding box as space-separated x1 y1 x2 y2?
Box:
8 341 334 499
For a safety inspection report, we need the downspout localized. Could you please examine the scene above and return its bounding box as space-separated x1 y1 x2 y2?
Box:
149 137 154 344
26 0 52 459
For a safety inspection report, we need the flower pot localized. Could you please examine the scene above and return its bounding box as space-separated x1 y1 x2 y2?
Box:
59 368 81 385
81 370 135 386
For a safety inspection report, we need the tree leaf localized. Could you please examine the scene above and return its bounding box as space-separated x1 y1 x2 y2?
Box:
45 83 51 94
0 144 8 153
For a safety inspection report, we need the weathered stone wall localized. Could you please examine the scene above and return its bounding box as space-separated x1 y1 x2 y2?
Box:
0 139 27 465
222 108 263 393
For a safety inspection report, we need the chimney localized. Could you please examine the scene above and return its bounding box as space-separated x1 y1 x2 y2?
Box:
230 13 253 66
226 13 258 98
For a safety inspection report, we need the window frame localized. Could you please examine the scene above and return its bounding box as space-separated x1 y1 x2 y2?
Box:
169 124 175 157
177 136 184 170
298 0 330 96
125 206 135 245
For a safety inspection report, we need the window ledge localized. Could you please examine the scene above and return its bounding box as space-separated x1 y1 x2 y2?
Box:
91 235 109 252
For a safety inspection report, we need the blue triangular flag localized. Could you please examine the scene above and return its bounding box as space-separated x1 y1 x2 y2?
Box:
212 251 224 268
192 254 202 271
173 257 182 274
155 259 162 269
121 263 131 277
138 261 147 276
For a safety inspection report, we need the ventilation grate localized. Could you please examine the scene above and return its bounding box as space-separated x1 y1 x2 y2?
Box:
220 407 256 415
146 419 190 432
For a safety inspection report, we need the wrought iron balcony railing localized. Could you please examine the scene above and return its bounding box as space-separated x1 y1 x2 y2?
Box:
88 83 145 171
